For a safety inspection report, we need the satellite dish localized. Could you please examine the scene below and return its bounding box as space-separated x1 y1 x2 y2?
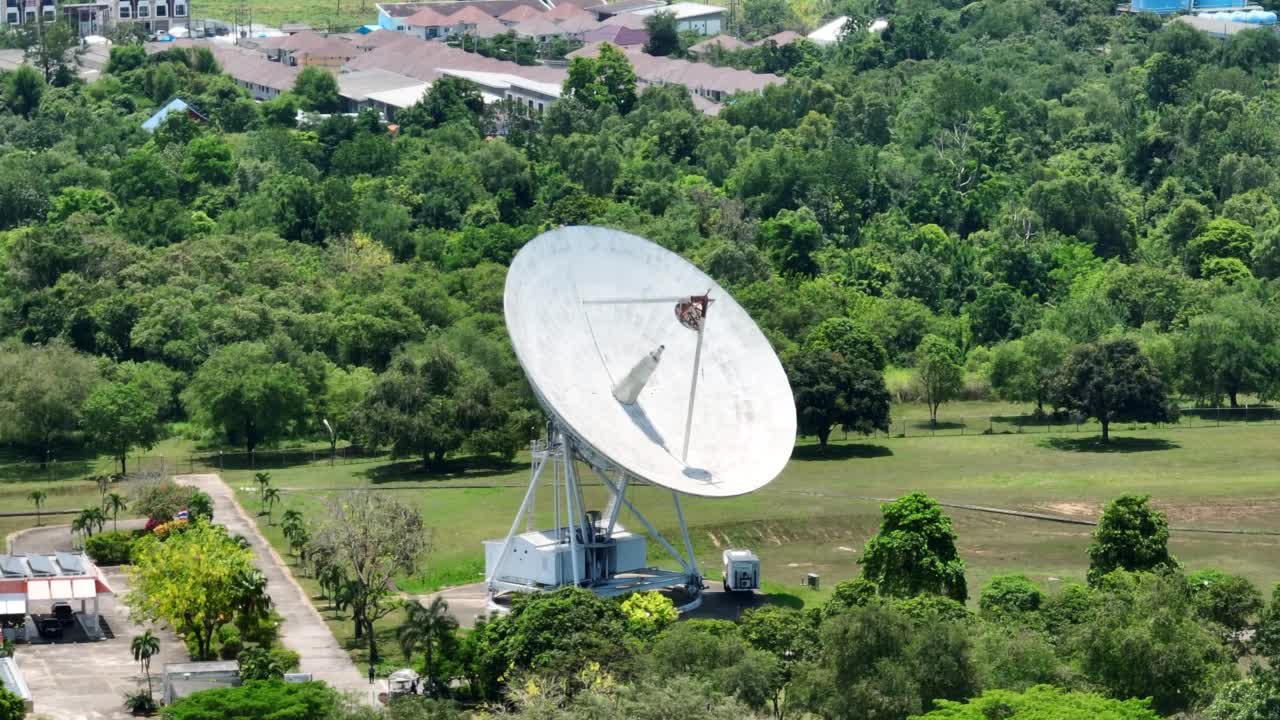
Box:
486 226 795 608
504 226 796 498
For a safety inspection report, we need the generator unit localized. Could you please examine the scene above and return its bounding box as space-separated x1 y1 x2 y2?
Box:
722 549 760 592
485 524 647 590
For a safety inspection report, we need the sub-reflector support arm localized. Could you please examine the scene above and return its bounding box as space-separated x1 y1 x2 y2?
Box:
486 452 550 588
672 491 700 576
591 466 697 576
563 435 584 586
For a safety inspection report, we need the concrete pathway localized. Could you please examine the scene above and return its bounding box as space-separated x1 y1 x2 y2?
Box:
174 474 371 700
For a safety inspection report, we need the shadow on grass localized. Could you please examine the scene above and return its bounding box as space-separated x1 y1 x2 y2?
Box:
793 444 893 461
906 420 969 431
361 456 525 484
991 414 1077 427
1038 436 1181 453
761 592 806 610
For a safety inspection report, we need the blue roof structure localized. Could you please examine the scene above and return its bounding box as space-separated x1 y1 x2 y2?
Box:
143 98 192 132
358 24 381 33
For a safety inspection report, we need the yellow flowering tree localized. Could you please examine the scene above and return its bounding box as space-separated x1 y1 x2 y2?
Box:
126 521 264 660
620 591 678 640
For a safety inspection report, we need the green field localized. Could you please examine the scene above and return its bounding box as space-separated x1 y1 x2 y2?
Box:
6 401 1278 670
191 0 376 32
220 406 1280 606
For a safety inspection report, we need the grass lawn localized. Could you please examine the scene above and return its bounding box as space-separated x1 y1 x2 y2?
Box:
224 403 1280 618
192 0 377 31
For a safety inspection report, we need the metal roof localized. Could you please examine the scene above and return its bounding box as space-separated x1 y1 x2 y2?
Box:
630 1 723 19
584 0 665 14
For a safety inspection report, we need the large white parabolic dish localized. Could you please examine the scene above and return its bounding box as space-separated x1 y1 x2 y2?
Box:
505 226 796 498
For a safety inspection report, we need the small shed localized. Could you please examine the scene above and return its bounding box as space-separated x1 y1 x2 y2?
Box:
162 660 241 704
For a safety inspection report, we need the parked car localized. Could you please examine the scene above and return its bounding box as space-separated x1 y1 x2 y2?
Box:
37 617 63 639
52 602 74 626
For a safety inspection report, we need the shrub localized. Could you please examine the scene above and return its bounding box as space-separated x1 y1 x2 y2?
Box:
268 647 301 674
822 578 879 618
0 687 22 720
216 625 243 661
83 531 136 565
1187 569 1264 633
916 685 1160 719
131 481 199 522
161 680 337 720
979 574 1045 618
620 591 678 639
123 689 158 716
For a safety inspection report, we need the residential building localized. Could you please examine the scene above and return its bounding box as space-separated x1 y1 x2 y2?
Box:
376 0 547 31
568 40 780 102
629 2 723 34
336 67 429 113
511 15 566 40
256 31 359 66
757 29 802 45
579 23 647 44
584 0 665 19
498 3 542 24
687 32 747 56
543 0 591 20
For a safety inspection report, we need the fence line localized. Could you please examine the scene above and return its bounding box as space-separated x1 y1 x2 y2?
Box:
856 405 1280 440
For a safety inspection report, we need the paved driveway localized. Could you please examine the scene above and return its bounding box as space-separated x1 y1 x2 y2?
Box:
175 474 370 701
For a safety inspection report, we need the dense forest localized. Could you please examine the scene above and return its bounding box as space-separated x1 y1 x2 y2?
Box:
1 0 1280 465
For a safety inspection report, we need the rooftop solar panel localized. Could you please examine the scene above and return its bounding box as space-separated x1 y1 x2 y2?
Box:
56 553 84 575
0 556 25 578
27 555 57 576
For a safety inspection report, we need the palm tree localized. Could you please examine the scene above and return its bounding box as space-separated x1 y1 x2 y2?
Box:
95 474 112 510
254 472 272 513
131 630 160 699
27 490 47 526
70 514 87 547
106 492 128 532
75 507 106 539
282 509 303 533
396 597 458 696
262 487 281 525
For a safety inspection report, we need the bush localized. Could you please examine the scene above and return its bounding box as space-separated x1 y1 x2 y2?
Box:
822 578 879 618
216 625 243 661
1187 569 1263 633
131 481 199 522
161 680 336 720
979 574 1045 618
916 685 1160 719
83 531 136 565
0 687 22 720
268 647 301 674
123 689 158 716
620 591 678 639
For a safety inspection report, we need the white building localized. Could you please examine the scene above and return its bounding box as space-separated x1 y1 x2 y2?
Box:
628 1 723 35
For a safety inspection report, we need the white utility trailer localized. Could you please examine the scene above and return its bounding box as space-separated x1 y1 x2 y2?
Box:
722 549 760 592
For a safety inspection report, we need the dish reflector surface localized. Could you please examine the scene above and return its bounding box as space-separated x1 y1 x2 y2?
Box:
505 226 796 497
